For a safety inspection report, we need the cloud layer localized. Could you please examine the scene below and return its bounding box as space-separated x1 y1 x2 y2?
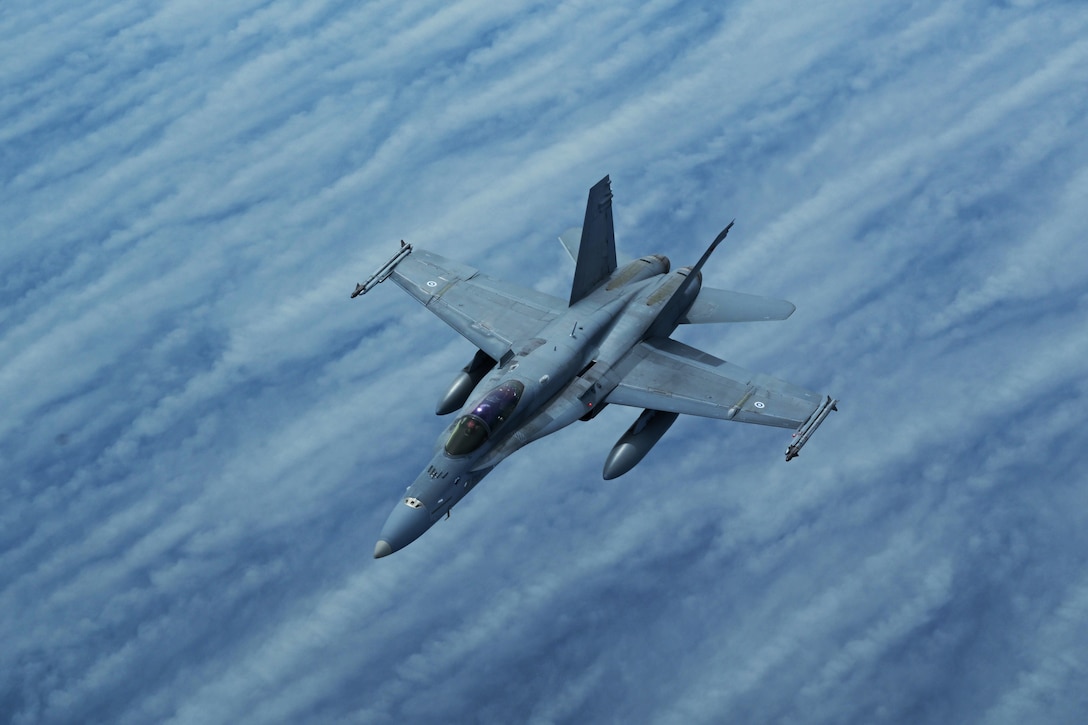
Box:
3 0 1087 722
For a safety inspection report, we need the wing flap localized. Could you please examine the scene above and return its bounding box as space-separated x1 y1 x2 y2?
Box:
606 338 823 429
387 248 564 360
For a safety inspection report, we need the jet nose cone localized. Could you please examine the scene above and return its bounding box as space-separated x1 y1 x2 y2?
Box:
375 501 432 557
373 540 393 559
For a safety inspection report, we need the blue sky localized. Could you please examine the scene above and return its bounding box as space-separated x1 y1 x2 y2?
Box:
3 1 1088 722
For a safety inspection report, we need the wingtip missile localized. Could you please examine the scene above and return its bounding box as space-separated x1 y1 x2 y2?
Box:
785 396 838 461
351 242 413 299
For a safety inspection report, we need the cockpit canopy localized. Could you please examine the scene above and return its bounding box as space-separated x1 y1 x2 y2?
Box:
445 380 525 456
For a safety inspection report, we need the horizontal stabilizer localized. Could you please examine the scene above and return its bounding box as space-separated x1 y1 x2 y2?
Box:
680 287 796 324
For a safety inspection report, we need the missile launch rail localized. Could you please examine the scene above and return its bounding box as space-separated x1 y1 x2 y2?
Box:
785 396 838 461
351 241 413 298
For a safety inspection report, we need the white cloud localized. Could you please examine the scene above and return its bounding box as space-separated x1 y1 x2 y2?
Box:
3 0 1088 723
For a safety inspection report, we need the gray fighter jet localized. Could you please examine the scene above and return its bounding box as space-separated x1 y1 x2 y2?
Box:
355 176 837 558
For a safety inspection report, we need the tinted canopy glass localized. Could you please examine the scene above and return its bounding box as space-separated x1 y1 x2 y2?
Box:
445 380 525 456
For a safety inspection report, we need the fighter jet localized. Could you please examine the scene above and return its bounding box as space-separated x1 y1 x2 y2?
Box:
355 176 837 558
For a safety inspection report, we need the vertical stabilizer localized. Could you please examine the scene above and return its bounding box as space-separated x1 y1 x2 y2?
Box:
645 220 734 338
569 176 618 305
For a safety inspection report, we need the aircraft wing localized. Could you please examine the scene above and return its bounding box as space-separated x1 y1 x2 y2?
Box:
605 337 824 429
386 247 566 361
